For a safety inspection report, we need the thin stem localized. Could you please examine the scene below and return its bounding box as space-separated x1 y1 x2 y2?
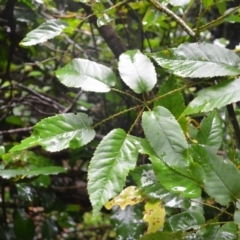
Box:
148 0 196 38
128 107 145 134
111 88 144 104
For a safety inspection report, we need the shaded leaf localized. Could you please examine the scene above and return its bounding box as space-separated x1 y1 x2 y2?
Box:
111 205 145 240
164 210 205 231
196 110 223 149
130 165 191 208
20 19 68 46
143 200 165 233
87 129 139 215
151 42 240 78
24 166 66 178
105 186 144 210
183 78 240 116
56 58 116 92
140 231 182 240
118 50 157 93
142 7 160 30
191 145 240 205
10 113 95 152
142 106 189 170
214 222 237 240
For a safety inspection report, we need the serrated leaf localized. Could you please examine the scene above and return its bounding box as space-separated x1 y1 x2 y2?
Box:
111 205 145 240
196 110 223 149
105 186 144 210
55 58 116 92
165 210 205 232
0 169 25 179
130 165 191 208
20 19 68 46
152 154 201 198
143 200 165 233
10 113 95 152
88 129 139 215
183 78 240 116
191 145 240 205
142 106 189 170
118 50 157 93
151 42 240 78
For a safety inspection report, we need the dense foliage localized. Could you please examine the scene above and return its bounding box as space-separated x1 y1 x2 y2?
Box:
1 0 240 239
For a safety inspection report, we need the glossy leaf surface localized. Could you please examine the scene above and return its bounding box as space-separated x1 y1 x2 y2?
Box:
196 110 223 149
191 145 240 205
140 231 182 240
111 205 145 240
20 19 68 46
142 106 189 170
87 129 139 215
55 58 117 92
183 78 240 115
118 50 157 93
10 113 95 152
151 42 240 78
164 210 205 231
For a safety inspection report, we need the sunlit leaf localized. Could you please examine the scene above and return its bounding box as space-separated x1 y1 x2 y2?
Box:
105 186 144 210
88 129 139 215
142 106 189 170
196 110 223 149
55 58 117 92
10 113 95 152
20 19 68 46
191 145 240 205
214 222 237 239
163 0 191 6
118 50 157 93
151 42 240 78
143 200 165 233
183 78 240 116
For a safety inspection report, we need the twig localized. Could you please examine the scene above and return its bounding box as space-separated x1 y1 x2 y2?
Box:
61 90 83 113
148 0 196 39
0 127 33 135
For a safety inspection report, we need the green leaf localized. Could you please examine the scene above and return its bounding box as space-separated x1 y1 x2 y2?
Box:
14 209 35 240
20 19 68 46
164 210 205 232
87 129 139 215
118 50 157 93
151 155 201 198
142 7 160 30
24 166 66 178
191 145 240 205
183 78 240 116
55 58 116 92
142 106 189 170
0 169 25 179
10 113 95 152
214 222 237 240
151 42 240 78
196 110 223 149
140 232 182 240
111 205 145 240
203 0 213 8
130 165 191 208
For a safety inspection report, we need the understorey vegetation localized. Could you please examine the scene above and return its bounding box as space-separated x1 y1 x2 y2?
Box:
1 0 240 239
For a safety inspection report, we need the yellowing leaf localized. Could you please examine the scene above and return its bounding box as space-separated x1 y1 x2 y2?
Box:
105 186 144 210
143 200 165 234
